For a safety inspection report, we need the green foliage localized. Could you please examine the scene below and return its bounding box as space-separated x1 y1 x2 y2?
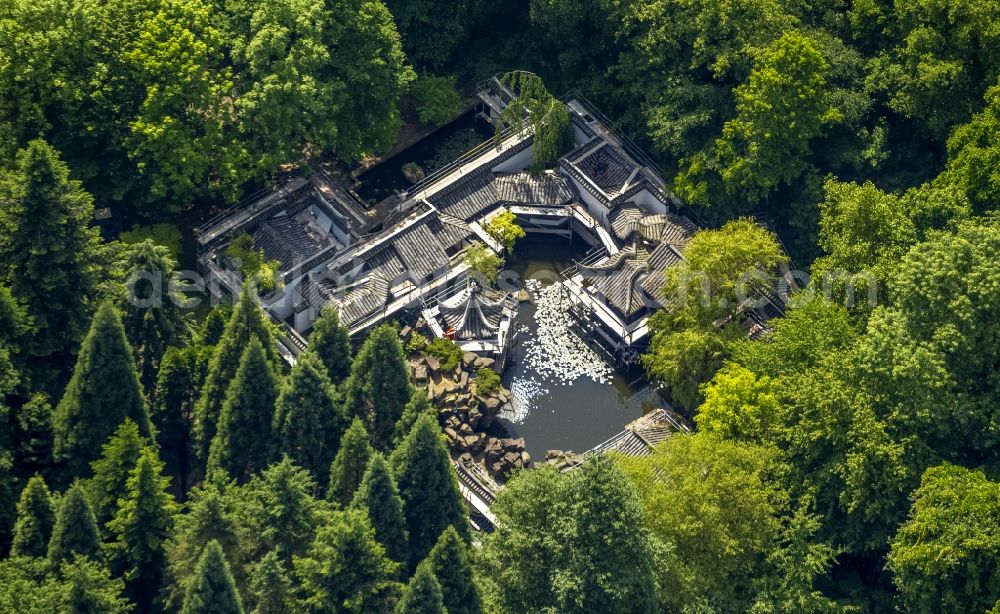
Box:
404 332 428 355
308 306 352 384
397 562 446 614
182 540 244 614
328 418 374 508
697 365 781 442
393 391 436 448
390 414 469 570
13 394 54 479
425 337 464 373
86 420 149 533
106 447 178 611
120 223 184 259
412 75 464 126
494 71 573 174
342 324 413 451
0 139 99 367
293 509 399 613
464 244 502 285
618 434 794 610
426 526 482 614
484 210 526 253
888 463 1000 614
54 302 152 478
61 555 132 614
274 351 346 488
11 475 54 558
120 239 190 390
195 289 277 465
164 483 244 611
235 457 327 564
208 338 279 483
225 234 281 294
151 346 199 496
475 367 501 395
48 482 101 566
642 327 728 412
351 453 409 565
481 456 658 613
247 550 292 614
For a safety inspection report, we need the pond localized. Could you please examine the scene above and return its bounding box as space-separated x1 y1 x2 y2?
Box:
492 237 658 462
354 111 495 207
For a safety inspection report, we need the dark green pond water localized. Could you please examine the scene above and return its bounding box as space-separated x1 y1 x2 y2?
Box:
493 238 656 461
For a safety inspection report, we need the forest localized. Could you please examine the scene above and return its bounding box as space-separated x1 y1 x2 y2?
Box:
2 0 1000 612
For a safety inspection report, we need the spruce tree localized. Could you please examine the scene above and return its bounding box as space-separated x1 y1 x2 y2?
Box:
397 563 446 614
294 509 397 613
207 337 278 483
391 414 469 570
61 556 131 613
11 475 55 557
86 419 147 532
120 239 189 391
54 301 151 477
0 140 98 373
308 305 352 384
273 351 346 488
393 390 436 447
195 290 276 464
48 482 101 565
237 457 323 564
151 346 198 497
107 447 178 612
182 540 244 614
14 393 54 479
342 323 412 450
164 483 243 610
247 550 292 614
351 453 409 566
327 417 373 507
427 525 483 614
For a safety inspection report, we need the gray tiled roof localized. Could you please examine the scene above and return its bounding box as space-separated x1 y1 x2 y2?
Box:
253 218 329 272
432 171 576 221
438 285 508 340
574 145 635 194
590 260 650 319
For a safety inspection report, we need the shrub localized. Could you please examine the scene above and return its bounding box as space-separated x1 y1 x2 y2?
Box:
405 332 428 355
426 337 463 372
476 367 500 395
412 75 464 126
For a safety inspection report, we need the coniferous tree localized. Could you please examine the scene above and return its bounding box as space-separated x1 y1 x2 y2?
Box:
397 562 446 614
236 457 325 564
308 305 352 384
351 453 408 566
390 414 469 570
247 550 292 614
195 289 276 464
0 140 99 379
273 351 346 488
294 509 398 613
426 526 482 614
48 482 101 565
151 346 198 497
164 482 244 611
107 447 178 612
13 393 54 479
61 555 131 614
0 452 14 551
120 239 189 391
11 475 55 557
392 390 435 447
342 323 412 450
182 540 244 614
327 417 373 507
54 302 151 477
207 337 278 482
86 419 147 532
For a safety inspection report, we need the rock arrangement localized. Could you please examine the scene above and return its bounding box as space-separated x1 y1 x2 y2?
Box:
405 338 532 480
522 279 612 385
544 449 585 470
